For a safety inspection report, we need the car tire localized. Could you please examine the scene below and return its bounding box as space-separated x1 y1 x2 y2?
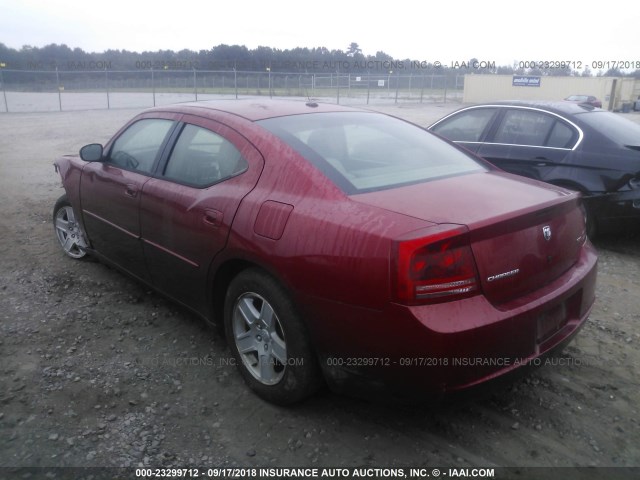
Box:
53 194 88 259
224 268 322 405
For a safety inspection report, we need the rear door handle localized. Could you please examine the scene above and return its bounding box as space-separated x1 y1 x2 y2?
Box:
125 184 138 198
203 209 223 227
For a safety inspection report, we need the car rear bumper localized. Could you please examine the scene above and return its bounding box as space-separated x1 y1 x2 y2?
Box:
584 190 640 233
303 242 598 402
588 188 640 229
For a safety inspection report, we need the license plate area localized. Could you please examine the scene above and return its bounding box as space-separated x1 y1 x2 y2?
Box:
536 301 568 343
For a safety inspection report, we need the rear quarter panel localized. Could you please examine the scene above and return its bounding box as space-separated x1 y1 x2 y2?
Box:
213 130 432 311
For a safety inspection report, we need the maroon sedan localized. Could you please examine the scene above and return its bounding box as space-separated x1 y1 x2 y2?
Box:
564 94 603 108
53 100 597 404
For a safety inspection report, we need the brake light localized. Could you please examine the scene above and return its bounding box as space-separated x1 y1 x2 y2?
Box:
392 225 480 305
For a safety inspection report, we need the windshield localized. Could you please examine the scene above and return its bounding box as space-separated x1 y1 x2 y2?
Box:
577 111 640 147
259 112 486 193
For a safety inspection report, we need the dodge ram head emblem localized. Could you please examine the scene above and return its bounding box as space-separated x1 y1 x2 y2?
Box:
543 225 552 241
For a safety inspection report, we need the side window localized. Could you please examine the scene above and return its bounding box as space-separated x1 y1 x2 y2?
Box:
431 108 497 142
546 121 576 148
494 110 555 146
163 124 248 187
108 119 174 173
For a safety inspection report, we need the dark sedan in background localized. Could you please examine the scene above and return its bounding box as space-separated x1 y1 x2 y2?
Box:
429 101 640 236
54 100 597 404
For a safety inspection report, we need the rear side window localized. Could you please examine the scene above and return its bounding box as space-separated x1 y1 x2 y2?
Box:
494 110 556 146
431 108 497 142
259 112 486 193
547 121 575 148
163 124 248 187
493 110 577 148
108 119 174 173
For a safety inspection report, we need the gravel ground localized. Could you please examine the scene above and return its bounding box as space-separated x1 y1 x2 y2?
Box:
0 103 639 479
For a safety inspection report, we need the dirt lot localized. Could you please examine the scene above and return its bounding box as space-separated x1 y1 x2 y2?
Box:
0 103 639 478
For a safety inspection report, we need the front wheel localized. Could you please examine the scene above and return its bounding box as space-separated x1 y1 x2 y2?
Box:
53 194 88 259
224 269 322 405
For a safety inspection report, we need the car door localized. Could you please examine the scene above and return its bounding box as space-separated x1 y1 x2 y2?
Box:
139 116 264 312
477 108 577 181
80 114 179 281
429 107 499 154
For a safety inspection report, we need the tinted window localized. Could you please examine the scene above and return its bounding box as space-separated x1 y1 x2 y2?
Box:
494 110 555 146
108 119 174 173
259 112 486 193
431 108 497 142
547 121 576 148
577 111 640 147
163 124 248 187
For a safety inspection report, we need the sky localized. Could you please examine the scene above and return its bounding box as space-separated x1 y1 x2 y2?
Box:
1 0 639 71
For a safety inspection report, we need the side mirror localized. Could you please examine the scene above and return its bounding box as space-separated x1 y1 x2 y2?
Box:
79 143 103 162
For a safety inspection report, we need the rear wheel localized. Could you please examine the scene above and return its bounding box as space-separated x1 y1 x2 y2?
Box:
224 269 321 405
53 194 88 259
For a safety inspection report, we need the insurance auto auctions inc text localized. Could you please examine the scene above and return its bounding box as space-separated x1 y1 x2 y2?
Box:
201 467 496 478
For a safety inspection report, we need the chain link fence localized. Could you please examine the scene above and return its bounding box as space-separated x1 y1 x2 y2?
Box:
0 69 464 112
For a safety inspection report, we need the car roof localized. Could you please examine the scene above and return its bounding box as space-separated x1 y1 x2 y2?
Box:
478 100 599 115
146 99 364 121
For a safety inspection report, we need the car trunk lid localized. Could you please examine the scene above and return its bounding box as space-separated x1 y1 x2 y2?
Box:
353 171 586 306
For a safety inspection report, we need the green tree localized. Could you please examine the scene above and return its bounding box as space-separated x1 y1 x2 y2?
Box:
346 42 362 57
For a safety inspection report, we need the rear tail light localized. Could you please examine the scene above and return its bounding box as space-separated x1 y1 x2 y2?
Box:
392 225 480 305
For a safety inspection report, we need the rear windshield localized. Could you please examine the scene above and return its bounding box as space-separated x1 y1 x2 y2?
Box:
258 112 486 193
577 111 640 147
